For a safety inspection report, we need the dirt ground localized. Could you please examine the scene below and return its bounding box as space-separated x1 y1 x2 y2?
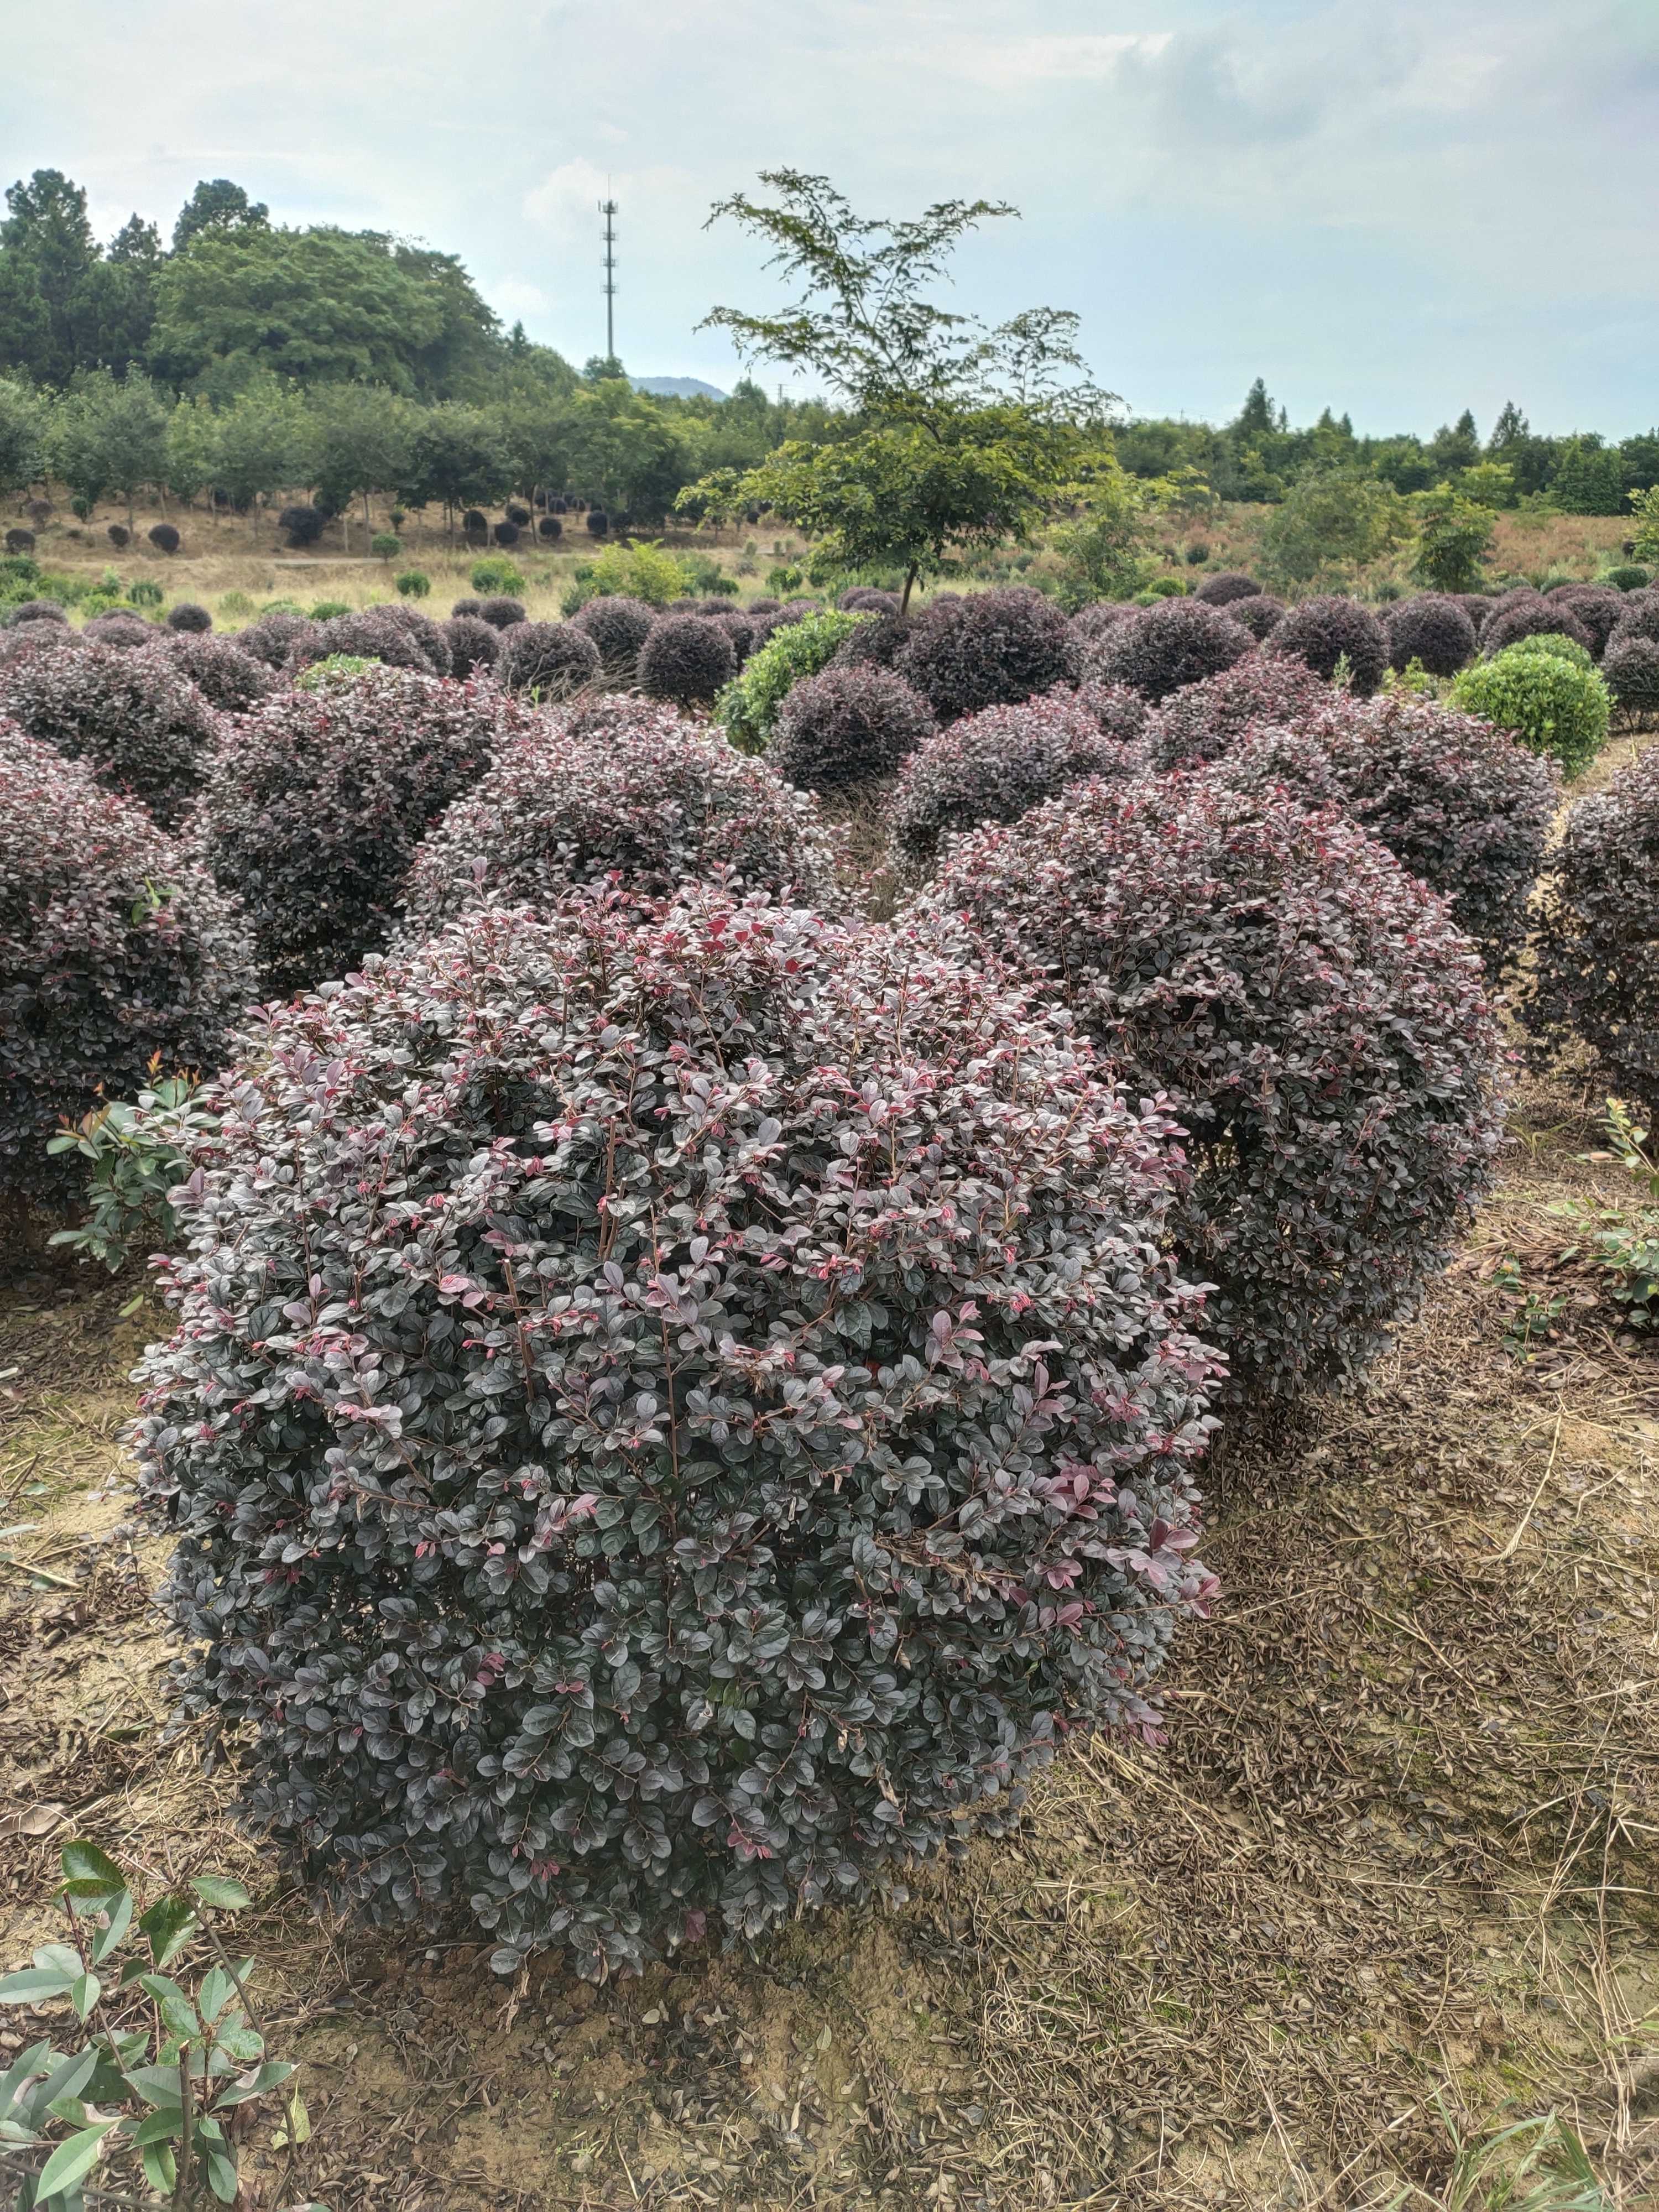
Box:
1 1052 1655 2212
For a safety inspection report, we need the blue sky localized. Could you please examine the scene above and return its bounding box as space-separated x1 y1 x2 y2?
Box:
4 0 1655 435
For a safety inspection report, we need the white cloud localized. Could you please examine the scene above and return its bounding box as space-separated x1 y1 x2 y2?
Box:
942 31 1172 86
523 158 697 240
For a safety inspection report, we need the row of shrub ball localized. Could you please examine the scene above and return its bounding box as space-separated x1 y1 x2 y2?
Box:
3 567 1657 1986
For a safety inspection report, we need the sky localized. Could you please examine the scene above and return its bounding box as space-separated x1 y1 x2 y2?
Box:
3 0 1656 436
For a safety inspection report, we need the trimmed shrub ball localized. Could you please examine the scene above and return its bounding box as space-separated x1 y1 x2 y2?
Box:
538 516 562 541
1500 630 1595 673
1603 638 1659 718
83 612 156 651
713 609 756 667
1604 565 1652 593
893 587 1080 721
478 595 527 632
1141 652 1331 772
837 586 901 615
278 505 326 549
201 665 526 995
1385 593 1478 678
1073 680 1150 746
831 609 915 675
147 523 181 555
6 599 69 629
504 503 531 528
239 614 319 672
1090 597 1254 705
890 692 1140 871
492 521 521 546
1449 646 1609 777
106 524 130 550
1522 744 1659 1119
442 614 501 680
586 508 609 537
1266 595 1389 696
166 632 279 716
1070 602 1135 645
1194 572 1262 607
294 608 437 677
497 619 603 699
1455 593 1494 635
1608 591 1659 653
916 776 1501 1402
133 884 1220 1982
1306 693 1558 980
1552 587 1625 659
451 597 484 620
638 613 737 708
3 530 34 556
1 721 255 1209
462 510 488 541
769 665 935 793
1481 595 1594 659
373 603 454 677
401 703 838 928
1 637 218 826
1201 727 1342 809
1224 593 1286 643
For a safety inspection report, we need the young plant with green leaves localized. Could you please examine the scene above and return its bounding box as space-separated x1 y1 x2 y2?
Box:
0 1841 302 2210
677 172 1118 609
46 1060 218 1286
1552 1099 1659 1331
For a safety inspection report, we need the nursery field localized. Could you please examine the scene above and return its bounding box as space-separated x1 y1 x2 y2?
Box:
4 508 1659 2212
2 1057 1657 2211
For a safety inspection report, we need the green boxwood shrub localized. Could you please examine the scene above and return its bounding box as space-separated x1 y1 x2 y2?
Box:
395 570 431 599
470 556 526 596
133 887 1220 1981
718 610 870 753
1450 644 1610 776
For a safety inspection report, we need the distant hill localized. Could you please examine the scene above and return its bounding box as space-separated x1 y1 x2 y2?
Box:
630 376 728 401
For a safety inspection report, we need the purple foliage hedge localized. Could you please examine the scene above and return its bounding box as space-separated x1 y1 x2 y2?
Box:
889 693 1140 870
916 776 1502 1401
201 666 525 994
0 721 255 1206
0 636 219 827
401 704 838 928
133 887 1222 1980
769 665 936 792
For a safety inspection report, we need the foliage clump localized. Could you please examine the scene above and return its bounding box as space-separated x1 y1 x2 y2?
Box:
638 613 738 708
1140 652 1330 772
1385 593 1478 678
890 693 1140 870
84 611 156 651
401 704 838 928
1223 593 1285 642
278 504 326 548
893 587 1079 721
1193 572 1261 607
571 594 656 672
133 886 1220 1983
478 595 528 631
236 610 321 669
1603 638 1659 717
165 602 213 635
769 664 935 792
1449 644 1610 776
375 602 455 677
1266 594 1389 696
1089 597 1254 705
201 666 523 994
1608 591 1659 653
1522 744 1659 1120
917 775 1501 1401
497 619 602 699
165 631 279 714
1 721 254 1208
1549 586 1625 658
148 523 181 554
0 636 218 826
442 614 501 679
1480 594 1594 660
719 611 872 753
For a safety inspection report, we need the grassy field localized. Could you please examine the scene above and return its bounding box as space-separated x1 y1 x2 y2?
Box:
1 735 1656 2211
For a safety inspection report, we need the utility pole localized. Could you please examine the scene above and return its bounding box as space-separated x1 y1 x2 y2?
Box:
598 194 618 364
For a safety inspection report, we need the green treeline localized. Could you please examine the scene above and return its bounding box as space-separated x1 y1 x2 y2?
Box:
1 170 1655 530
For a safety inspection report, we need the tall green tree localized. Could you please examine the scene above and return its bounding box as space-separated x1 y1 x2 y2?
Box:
213 381 311 531
44 368 169 527
172 178 269 254
399 402 509 536
308 383 414 547
1258 465 1412 591
0 169 99 383
680 171 1115 607
0 378 46 499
